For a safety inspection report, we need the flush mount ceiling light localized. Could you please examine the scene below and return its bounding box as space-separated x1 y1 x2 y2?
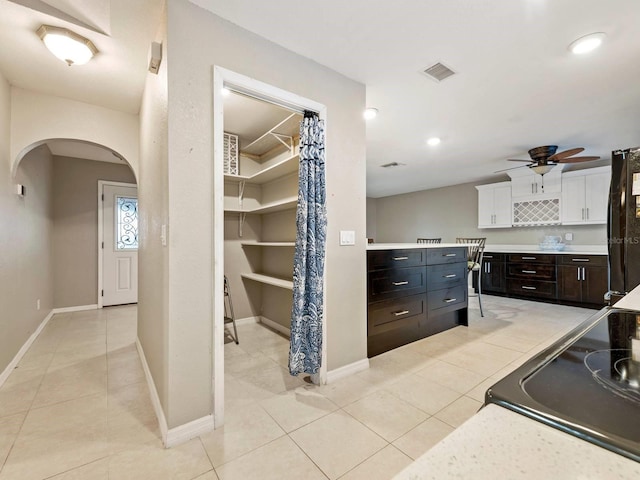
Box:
427 137 441 146
37 25 98 66
569 32 606 55
364 108 378 120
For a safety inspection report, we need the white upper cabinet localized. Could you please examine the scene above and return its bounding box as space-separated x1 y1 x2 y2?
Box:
561 167 611 225
510 170 562 197
476 182 512 228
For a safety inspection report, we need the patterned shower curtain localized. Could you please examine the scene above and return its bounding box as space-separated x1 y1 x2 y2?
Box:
289 111 327 376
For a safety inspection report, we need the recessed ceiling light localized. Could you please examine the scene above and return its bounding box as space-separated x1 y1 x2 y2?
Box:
364 108 378 120
37 25 97 66
427 137 441 146
569 32 606 55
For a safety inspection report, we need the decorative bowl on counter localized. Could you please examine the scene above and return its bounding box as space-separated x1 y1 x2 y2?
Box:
539 242 566 251
539 235 565 251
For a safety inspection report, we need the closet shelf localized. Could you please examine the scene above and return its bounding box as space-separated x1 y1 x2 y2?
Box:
225 196 298 215
224 153 299 185
241 113 301 157
241 241 296 247
241 273 293 290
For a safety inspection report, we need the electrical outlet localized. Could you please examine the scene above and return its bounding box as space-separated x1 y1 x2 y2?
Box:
36 299 40 310
565 233 573 241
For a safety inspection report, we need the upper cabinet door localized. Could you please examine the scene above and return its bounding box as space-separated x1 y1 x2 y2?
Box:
493 185 513 227
584 172 610 224
477 183 512 228
561 175 585 224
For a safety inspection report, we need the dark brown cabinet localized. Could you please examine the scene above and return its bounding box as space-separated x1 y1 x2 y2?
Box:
481 253 506 293
557 255 608 306
506 253 557 299
367 247 468 357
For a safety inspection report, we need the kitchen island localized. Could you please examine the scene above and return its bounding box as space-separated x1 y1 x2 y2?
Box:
366 243 470 357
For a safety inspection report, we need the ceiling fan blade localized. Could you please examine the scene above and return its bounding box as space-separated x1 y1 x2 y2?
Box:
495 165 528 173
507 159 533 162
557 156 600 163
548 147 585 161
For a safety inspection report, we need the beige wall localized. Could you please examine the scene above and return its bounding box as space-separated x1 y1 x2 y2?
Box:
52 156 136 308
154 0 366 428
372 180 607 245
0 69 55 374
138 4 170 418
366 197 377 240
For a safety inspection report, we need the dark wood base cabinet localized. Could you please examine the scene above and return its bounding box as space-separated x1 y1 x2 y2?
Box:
367 247 468 357
481 251 608 308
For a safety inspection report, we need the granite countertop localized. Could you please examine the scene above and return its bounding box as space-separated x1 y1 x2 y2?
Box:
610 283 640 310
394 404 640 479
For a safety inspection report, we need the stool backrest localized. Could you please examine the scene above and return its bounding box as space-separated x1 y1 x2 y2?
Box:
417 238 442 244
455 237 486 268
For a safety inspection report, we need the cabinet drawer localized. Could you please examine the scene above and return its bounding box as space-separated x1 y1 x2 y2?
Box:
506 279 556 299
558 255 607 267
507 254 556 264
427 285 467 313
367 294 426 336
427 263 466 290
368 266 426 302
426 247 467 265
507 264 556 281
368 249 425 270
482 252 505 262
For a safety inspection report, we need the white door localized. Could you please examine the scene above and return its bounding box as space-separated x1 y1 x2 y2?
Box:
102 183 138 306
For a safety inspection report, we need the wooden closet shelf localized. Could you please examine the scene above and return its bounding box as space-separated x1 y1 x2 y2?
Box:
241 273 294 290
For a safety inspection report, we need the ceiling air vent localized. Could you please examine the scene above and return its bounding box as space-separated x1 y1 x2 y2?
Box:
421 62 456 82
381 162 405 168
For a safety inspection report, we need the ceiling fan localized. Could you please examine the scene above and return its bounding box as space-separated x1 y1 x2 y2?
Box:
496 145 600 176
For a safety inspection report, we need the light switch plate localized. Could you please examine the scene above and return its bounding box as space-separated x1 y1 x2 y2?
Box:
340 230 355 246
565 233 573 241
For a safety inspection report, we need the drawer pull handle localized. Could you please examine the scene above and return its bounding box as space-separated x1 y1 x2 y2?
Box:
522 270 537 274
443 274 457 278
484 255 493 259
394 310 410 316
521 286 536 290
443 253 457 257
572 258 590 262
522 256 537 260
393 256 409 261
444 298 457 303
392 281 409 286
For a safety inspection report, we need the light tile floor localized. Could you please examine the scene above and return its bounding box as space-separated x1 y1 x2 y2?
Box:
0 296 596 479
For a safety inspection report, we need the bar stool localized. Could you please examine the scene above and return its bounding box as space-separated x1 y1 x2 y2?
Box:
455 237 486 317
224 275 239 344
417 238 442 244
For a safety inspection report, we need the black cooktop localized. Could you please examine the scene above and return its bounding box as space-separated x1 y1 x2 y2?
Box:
486 308 640 462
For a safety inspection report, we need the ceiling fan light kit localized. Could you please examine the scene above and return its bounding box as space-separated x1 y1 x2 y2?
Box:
497 145 600 175
37 25 98 66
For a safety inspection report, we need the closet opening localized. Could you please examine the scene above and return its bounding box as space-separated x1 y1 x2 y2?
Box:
212 67 327 427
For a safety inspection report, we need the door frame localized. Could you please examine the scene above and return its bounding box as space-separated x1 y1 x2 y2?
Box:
212 66 327 427
97 180 138 309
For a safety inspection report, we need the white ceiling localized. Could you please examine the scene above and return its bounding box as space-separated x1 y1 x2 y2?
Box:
2 1 639 197
193 0 640 197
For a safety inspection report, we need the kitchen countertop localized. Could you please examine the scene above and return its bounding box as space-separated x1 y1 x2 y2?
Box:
394 404 640 479
611 283 640 310
366 243 469 250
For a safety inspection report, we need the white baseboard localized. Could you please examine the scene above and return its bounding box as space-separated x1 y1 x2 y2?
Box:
259 316 291 337
0 309 56 388
165 415 215 448
135 339 215 448
51 304 98 314
326 358 370 383
234 316 261 326
136 338 169 445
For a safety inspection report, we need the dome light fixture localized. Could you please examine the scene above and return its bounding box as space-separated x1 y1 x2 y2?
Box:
569 32 606 55
427 137 441 146
530 164 556 176
363 108 378 120
37 25 98 66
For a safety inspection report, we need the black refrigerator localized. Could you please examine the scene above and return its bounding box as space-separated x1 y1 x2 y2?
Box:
608 147 640 304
